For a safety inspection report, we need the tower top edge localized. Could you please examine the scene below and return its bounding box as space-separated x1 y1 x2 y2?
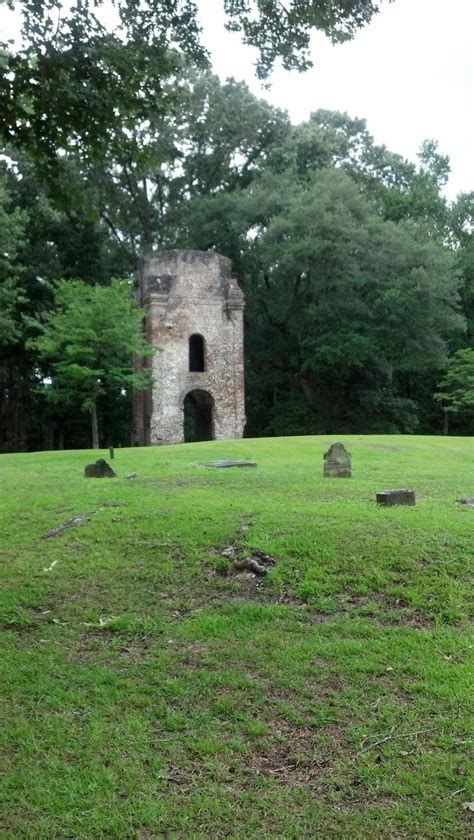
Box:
139 250 232 268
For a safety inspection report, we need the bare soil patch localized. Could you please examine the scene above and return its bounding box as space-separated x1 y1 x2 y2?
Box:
72 630 155 665
173 640 213 672
242 716 348 787
336 593 434 629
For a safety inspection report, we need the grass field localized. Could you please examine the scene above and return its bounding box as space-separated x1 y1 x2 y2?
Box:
0 435 473 839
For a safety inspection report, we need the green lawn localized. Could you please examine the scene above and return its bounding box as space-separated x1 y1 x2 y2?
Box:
0 435 473 839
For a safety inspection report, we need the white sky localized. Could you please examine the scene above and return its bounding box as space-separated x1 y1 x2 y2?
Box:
2 0 473 200
198 0 474 201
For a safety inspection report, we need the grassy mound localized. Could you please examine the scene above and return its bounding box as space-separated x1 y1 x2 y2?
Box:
1 436 472 838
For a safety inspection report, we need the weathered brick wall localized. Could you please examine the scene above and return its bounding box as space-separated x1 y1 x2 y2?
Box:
133 250 246 445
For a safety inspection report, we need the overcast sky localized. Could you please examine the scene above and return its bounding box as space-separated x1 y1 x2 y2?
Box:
198 0 474 201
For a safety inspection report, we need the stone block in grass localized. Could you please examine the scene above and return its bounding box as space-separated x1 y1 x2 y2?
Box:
84 458 117 478
376 489 416 506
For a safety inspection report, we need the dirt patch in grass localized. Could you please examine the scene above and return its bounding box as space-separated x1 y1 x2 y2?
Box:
211 570 269 602
388 611 434 630
261 675 344 717
0 605 64 635
72 630 155 665
241 709 400 816
336 790 398 813
210 567 270 597
337 594 435 629
205 570 307 610
206 543 311 609
174 640 212 672
208 546 436 628
365 674 414 706
213 544 278 576
243 716 348 787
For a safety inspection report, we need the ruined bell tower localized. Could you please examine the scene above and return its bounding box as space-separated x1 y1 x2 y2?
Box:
133 250 246 445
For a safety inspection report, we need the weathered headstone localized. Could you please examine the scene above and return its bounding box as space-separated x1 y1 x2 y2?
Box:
376 489 415 507
84 459 116 478
323 443 351 478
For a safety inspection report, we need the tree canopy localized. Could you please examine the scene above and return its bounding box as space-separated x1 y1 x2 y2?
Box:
235 166 463 434
0 0 388 165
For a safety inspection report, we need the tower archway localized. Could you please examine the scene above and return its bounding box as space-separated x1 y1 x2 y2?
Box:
183 389 214 442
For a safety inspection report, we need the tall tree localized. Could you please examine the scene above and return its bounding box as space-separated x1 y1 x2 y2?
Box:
0 150 132 451
450 192 474 345
0 1 387 166
27 279 154 448
435 349 474 434
0 170 32 452
53 66 290 261
238 168 464 434
0 178 26 346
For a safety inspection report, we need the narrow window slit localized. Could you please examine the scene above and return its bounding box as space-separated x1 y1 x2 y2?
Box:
189 334 205 372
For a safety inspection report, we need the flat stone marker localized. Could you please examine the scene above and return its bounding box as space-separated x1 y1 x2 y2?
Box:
376 489 415 507
456 497 474 508
204 460 257 468
323 442 351 478
84 458 117 478
44 511 96 538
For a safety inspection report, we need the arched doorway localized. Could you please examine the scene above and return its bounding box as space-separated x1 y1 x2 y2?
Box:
183 390 214 442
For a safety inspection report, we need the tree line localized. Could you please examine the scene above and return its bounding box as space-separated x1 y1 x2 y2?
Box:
0 4 472 450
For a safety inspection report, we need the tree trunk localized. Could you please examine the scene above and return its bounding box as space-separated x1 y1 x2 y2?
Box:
299 373 315 400
91 402 99 449
0 358 28 452
443 408 449 436
45 426 54 450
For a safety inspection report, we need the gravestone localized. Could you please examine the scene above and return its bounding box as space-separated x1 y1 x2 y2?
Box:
323 443 351 478
84 459 117 478
376 489 415 507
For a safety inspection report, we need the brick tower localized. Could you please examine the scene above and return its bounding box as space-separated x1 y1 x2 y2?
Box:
133 250 246 445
